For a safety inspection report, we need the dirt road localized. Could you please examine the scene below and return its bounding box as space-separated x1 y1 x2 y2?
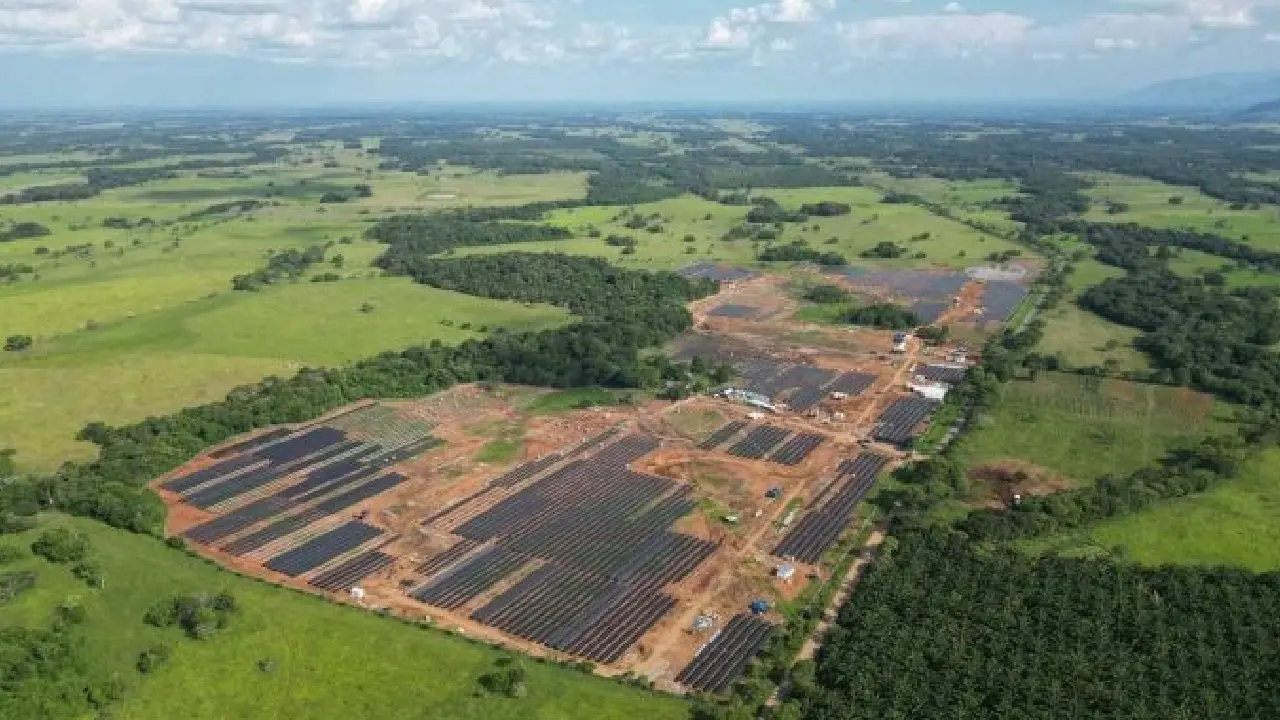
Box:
795 528 887 662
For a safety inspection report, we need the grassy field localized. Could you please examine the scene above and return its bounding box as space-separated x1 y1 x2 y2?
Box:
1083 172 1280 251
1024 448 1280 572
0 278 568 471
862 173 1021 235
1036 253 1149 372
958 372 1221 487
457 187 1027 271
0 515 689 720
0 150 585 472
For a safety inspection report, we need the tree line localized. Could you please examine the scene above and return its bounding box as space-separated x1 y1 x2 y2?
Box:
799 528 1280 720
0 251 715 535
367 215 571 264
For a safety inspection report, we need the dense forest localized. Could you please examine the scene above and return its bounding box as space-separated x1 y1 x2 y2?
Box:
367 215 571 263
799 530 1280 720
758 241 848 266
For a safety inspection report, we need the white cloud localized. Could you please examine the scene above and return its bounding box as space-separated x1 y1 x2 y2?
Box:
942 2 965 13
1093 36 1141 49
0 0 560 62
1266 31 1280 40
702 16 753 49
836 12 1035 59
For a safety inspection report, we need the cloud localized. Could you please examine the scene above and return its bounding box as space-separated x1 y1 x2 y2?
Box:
1093 36 1141 49
701 16 753 50
1267 31 1280 40
942 2 964 13
836 12 1035 59
697 0 836 54
0 0 560 63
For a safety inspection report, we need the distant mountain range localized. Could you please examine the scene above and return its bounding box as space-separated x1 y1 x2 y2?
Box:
1121 72 1280 111
1236 97 1280 121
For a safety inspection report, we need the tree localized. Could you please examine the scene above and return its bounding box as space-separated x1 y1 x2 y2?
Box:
30 528 90 564
4 335 32 352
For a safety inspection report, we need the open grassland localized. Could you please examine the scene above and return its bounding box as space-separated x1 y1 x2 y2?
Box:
958 372 1221 487
1024 448 1280 572
1036 251 1149 372
1083 172 1280 251
0 278 568 471
459 186 1027 271
0 516 689 720
862 172 1022 235
0 153 584 472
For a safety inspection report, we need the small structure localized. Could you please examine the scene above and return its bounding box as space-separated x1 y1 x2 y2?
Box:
749 599 771 615
692 614 715 632
780 508 798 528
723 388 777 413
765 486 782 499
892 332 909 353
910 383 949 402
775 563 796 583
350 587 367 601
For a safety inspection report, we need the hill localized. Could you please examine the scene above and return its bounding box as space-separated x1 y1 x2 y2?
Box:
1121 72 1280 110
0 515 688 720
1236 97 1280 121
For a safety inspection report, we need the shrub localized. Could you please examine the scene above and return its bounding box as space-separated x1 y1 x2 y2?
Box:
71 560 104 588
30 528 90 564
0 570 36 604
136 644 171 673
4 335 32 352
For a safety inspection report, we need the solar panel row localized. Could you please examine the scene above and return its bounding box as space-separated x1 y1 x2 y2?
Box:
676 614 775 692
265 520 383 577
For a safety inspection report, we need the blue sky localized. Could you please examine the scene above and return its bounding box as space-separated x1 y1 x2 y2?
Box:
1 0 1279 107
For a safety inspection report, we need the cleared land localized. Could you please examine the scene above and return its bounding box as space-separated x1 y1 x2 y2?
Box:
0 515 687 720
0 149 586 472
958 372 1220 492
1025 448 1280 572
1083 172 1280 251
152 289 952 690
456 187 1027 272
1036 252 1148 372
0 279 567 471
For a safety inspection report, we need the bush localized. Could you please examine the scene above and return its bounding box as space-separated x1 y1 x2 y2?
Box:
860 241 908 259
30 528 90 564
136 644 171 674
803 284 850 304
4 334 32 352
477 657 528 698
0 570 36 604
0 543 24 564
145 591 239 639
844 303 919 330
0 512 36 535
71 560 104 588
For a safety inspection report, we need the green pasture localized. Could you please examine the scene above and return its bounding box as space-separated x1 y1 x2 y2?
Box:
958 372 1221 487
0 150 103 165
0 160 589 472
0 278 569 471
1036 253 1148 372
1024 448 1280 572
462 187 1026 271
858 172 1021 236
1083 172 1280 251
0 515 688 720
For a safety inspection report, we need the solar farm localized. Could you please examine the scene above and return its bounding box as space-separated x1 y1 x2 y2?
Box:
154 276 962 692
831 266 1033 330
